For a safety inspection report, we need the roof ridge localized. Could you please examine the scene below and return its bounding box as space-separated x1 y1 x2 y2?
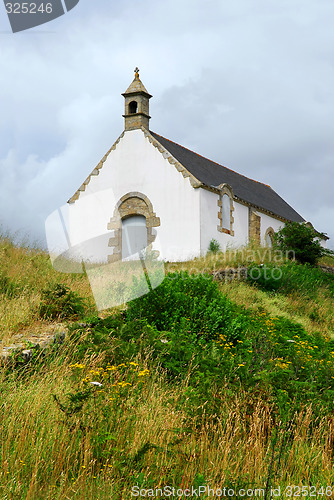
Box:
150 131 271 189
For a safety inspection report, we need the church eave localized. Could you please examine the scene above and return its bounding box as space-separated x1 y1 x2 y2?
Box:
144 129 303 223
121 91 152 99
197 182 295 223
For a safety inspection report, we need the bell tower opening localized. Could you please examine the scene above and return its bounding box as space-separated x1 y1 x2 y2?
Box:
129 101 138 114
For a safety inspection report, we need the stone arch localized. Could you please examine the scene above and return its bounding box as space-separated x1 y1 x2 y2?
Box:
107 192 160 262
264 227 275 247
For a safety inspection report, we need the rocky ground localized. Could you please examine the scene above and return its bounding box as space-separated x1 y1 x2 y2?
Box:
0 323 67 363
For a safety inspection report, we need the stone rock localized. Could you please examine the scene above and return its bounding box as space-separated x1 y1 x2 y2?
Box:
319 265 334 275
212 267 248 282
21 350 33 361
0 326 67 365
0 351 11 364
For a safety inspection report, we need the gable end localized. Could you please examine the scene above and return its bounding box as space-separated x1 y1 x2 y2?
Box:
67 131 125 204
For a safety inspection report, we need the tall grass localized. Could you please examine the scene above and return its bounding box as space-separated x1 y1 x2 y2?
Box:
0 235 95 343
1 344 334 499
1 236 334 498
1 236 332 341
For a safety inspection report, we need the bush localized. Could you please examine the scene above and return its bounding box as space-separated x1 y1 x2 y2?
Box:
65 272 334 422
127 272 240 342
274 221 328 266
39 283 86 320
68 314 125 361
208 238 220 253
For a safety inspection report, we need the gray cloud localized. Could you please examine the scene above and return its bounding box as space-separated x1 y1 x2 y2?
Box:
0 0 333 248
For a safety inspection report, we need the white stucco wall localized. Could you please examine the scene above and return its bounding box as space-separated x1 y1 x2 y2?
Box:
259 212 283 245
200 188 249 253
67 129 201 262
199 188 291 254
61 128 302 266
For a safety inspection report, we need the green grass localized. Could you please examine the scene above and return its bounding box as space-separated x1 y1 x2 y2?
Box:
1 314 334 499
0 234 95 343
1 236 334 498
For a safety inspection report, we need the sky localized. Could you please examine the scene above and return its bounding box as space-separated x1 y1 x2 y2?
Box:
0 0 333 250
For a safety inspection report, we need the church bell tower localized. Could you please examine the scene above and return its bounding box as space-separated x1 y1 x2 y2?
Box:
122 67 152 131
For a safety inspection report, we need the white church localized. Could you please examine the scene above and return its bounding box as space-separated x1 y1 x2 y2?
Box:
64 69 319 264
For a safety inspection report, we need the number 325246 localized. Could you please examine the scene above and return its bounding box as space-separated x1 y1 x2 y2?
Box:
5 3 53 14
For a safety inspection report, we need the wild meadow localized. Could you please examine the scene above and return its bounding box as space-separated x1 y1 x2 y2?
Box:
1 233 334 499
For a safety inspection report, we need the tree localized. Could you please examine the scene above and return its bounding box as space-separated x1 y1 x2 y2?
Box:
274 221 329 266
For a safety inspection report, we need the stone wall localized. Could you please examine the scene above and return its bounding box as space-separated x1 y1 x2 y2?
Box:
249 208 261 244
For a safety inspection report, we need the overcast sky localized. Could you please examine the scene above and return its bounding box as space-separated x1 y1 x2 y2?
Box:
0 0 333 250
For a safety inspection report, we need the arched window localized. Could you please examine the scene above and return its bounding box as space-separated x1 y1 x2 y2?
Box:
222 194 231 230
129 101 138 114
121 215 147 260
265 227 274 247
217 184 234 236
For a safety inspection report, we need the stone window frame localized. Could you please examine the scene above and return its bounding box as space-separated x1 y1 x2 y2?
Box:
264 227 275 247
217 183 234 236
107 192 160 263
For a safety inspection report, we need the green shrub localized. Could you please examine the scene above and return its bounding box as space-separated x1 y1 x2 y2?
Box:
208 238 220 253
59 267 334 424
39 283 86 320
274 221 329 266
247 263 283 292
127 272 241 342
61 272 334 424
68 314 125 361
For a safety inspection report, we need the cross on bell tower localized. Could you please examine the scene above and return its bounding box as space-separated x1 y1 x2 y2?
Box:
122 68 152 131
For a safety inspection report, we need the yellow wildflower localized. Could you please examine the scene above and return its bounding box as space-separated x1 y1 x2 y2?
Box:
138 369 150 377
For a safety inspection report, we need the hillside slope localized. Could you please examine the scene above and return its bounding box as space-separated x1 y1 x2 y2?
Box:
1 238 334 498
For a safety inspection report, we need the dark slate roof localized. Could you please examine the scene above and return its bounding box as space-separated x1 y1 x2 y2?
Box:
150 131 304 223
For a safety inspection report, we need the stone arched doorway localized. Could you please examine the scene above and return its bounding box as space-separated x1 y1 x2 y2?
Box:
107 192 160 262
